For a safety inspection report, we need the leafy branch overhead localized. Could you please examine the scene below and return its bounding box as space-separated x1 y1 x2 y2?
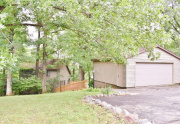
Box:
53 0 171 63
0 0 178 95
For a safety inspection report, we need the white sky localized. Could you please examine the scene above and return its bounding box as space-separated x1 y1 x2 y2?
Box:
27 25 38 41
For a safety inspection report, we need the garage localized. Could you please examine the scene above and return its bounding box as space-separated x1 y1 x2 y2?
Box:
136 63 173 86
93 46 180 88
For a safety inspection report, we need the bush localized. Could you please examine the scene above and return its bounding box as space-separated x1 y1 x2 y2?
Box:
12 76 42 95
101 86 111 95
0 74 6 96
0 80 6 96
86 87 100 92
46 76 60 92
88 78 93 87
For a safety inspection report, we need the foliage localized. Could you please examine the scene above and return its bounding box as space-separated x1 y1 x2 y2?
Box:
163 0 180 56
0 0 177 94
86 87 100 92
46 83 51 93
12 76 42 95
46 75 62 92
0 72 6 96
88 78 93 88
101 86 111 95
58 0 171 64
0 49 19 71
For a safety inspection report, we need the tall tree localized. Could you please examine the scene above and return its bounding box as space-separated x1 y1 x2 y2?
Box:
36 27 41 77
6 28 14 96
0 0 174 93
78 66 84 81
21 0 60 92
54 0 171 63
0 2 19 95
42 30 47 93
0 1 31 95
163 0 180 55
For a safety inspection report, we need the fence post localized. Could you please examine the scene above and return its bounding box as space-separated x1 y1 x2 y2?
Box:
60 81 62 92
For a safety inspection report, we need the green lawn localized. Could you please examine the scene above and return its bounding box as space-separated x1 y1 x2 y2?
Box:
0 90 123 124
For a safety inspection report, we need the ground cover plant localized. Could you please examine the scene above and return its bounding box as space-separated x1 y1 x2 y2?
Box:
0 90 124 124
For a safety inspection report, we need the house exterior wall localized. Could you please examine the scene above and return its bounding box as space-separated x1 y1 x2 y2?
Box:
46 70 57 79
93 62 125 87
39 65 70 84
117 64 126 87
126 47 180 87
94 80 121 88
59 65 70 83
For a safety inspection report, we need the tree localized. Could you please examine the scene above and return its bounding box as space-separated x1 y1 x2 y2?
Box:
20 0 62 93
163 0 180 55
0 0 174 94
0 1 21 95
51 0 171 82
0 1 31 95
53 0 170 64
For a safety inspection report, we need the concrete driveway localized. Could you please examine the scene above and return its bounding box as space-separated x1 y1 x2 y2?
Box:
98 86 180 124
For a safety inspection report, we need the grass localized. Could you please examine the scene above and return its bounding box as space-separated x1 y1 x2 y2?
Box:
0 90 123 124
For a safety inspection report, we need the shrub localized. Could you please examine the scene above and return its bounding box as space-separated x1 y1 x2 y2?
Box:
0 80 6 96
86 87 100 92
101 86 111 95
12 76 42 95
0 74 6 96
46 75 60 92
88 78 93 87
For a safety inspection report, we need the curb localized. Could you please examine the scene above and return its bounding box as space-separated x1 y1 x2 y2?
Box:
82 92 155 124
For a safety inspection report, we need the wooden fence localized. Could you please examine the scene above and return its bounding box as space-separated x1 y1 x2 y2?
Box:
55 80 88 92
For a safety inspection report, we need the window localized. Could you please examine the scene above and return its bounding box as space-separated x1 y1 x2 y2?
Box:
46 70 50 77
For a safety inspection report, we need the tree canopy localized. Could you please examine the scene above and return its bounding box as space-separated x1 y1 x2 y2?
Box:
0 0 178 95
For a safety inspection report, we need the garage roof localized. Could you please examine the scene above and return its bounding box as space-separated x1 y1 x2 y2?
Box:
92 46 180 62
139 46 180 60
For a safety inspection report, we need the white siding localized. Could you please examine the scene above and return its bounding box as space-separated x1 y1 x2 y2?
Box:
126 47 180 87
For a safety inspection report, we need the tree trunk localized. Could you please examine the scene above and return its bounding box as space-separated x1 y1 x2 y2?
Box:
42 43 47 93
35 27 40 77
72 62 75 81
2 69 5 96
6 28 14 96
79 65 84 81
6 69 12 96
73 68 75 81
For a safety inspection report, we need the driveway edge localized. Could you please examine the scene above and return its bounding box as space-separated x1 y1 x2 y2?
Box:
82 92 155 124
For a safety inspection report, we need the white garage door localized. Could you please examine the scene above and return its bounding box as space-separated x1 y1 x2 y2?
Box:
136 63 173 86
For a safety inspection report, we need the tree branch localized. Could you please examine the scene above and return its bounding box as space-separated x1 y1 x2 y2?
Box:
169 21 180 34
53 6 66 12
0 6 5 13
81 9 92 18
22 23 43 27
173 16 180 28
51 29 63 33
0 30 17 51
53 6 92 18
104 19 117 27
6 23 43 27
